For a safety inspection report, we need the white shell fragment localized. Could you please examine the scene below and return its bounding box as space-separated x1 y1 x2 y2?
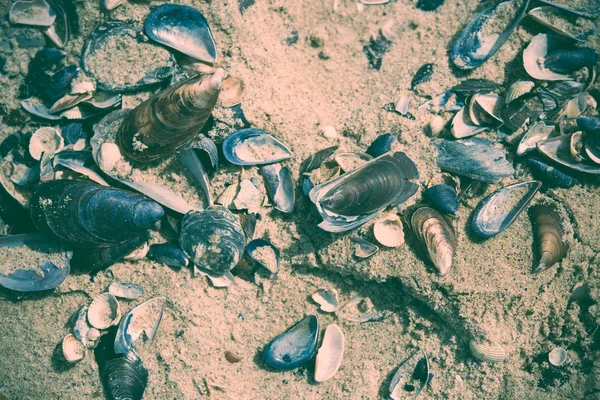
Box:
549 347 567 366
314 324 345 383
451 107 488 139
9 0 56 27
114 297 166 354
322 125 337 139
469 339 507 363
351 237 379 258
97 142 122 171
71 305 95 348
338 295 384 323
62 334 86 363
87 293 121 330
196 268 234 288
395 96 411 115
373 214 405 248
108 282 144 300
312 289 339 313
29 127 64 161
523 34 571 81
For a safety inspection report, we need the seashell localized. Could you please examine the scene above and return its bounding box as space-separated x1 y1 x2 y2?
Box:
85 91 122 110
21 101 62 121
300 146 338 174
29 127 63 161
217 182 239 208
145 4 218 63
544 48 598 75
334 152 373 172
224 350 243 363
539 0 600 17
321 125 337 139
528 6 596 42
451 107 488 139
223 128 292 166
0 233 71 292
239 213 258 241
585 143 600 165
506 81 535 104
312 289 339 313
71 81 94 95
359 0 390 4
187 136 219 174
88 293 121 330
468 93 504 126
577 116 600 137
373 214 405 247
451 0 529 70
61 123 85 145
389 350 431 398
516 122 556 156
261 163 295 213
471 181 541 239
537 134 600 175
394 96 411 116
569 131 585 162
351 237 379 259
469 339 507 363
71 235 150 274
103 0 127 11
523 33 571 81
418 91 461 113
114 297 165 354
564 94 591 119
338 295 384 323
416 0 444 12
263 314 319 370
451 79 501 94
149 242 189 268
62 334 86 363
60 105 104 121
549 347 567 366
43 0 70 48
195 268 234 287
108 282 144 300
219 76 246 107
529 203 568 272
179 206 245 274
178 148 213 205
9 0 56 27
526 158 578 188
117 69 225 162
97 142 122 171
49 92 93 114
123 242 150 261
95 329 148 400
314 324 345 383
45 65 79 102
410 206 455 275
410 63 434 91
366 133 395 158
30 180 164 247
424 184 459 215
435 138 514 183
71 306 101 349
246 239 280 276
310 152 419 233
232 179 263 211
52 151 109 186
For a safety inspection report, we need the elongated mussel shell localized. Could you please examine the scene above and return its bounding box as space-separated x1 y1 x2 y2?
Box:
149 242 189 268
526 158 578 189
529 203 567 273
410 206 456 275
471 181 541 239
539 0 600 17
30 180 164 247
528 6 596 42
537 134 600 175
424 184 458 215
389 350 431 398
179 206 245 274
261 163 294 213
223 128 292 166
516 121 555 156
117 70 226 162
366 133 395 158
263 314 319 370
115 297 165 354
246 239 280 276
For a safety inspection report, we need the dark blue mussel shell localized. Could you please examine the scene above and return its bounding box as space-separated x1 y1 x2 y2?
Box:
527 158 578 189
366 133 395 158
424 184 458 215
149 242 189 268
264 314 320 370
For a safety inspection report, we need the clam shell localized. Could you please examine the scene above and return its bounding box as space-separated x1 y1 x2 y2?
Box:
410 206 455 275
246 239 280 276
451 107 488 139
334 152 373 172
223 128 292 166
351 237 379 258
505 80 535 104
62 334 86 363
9 0 56 27
88 293 121 330
29 127 64 161
263 314 320 370
219 76 246 107
523 34 571 81
366 133 396 158
539 0 600 17
471 181 541 239
516 121 556 156
549 347 567 366
468 93 504 126
529 203 568 272
528 6 596 42
424 184 458 215
261 163 295 213
469 339 507 363
108 282 144 300
114 297 165 354
373 214 405 248
97 142 122 171
389 350 431 398
314 324 345 383
537 134 600 175
526 158 578 189
217 182 239 208
311 289 339 313
149 242 189 268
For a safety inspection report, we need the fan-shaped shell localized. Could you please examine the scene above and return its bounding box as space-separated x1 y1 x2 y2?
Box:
373 214 405 248
223 129 292 166
505 81 535 104
314 324 345 383
263 314 320 370
219 76 246 107
29 127 64 161
410 206 455 275
62 334 86 363
88 293 121 330
97 142 122 171
529 203 567 272
114 297 165 354
469 339 507 363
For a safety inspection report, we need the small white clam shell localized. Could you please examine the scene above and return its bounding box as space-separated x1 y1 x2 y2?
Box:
87 293 121 330
548 347 567 366
312 289 339 312
351 237 379 259
314 324 345 383
97 142 122 171
62 333 86 363
505 80 535 104
29 127 64 161
218 76 246 107
373 214 405 248
469 339 507 363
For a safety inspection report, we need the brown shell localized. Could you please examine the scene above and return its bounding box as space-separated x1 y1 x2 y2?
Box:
117 69 226 162
410 206 456 275
529 203 567 273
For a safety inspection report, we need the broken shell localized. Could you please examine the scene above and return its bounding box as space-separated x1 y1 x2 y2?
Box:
366 133 396 158
410 206 455 275
219 76 246 107
97 142 122 171
149 242 189 268
71 306 93 347
314 324 345 383
223 128 292 166
424 184 459 215
195 268 234 287
299 146 338 174
394 96 411 116
263 314 319 370
62 334 86 363
529 203 568 273
549 347 567 366
178 147 213 205
373 214 405 248
88 293 121 330
49 92 93 114
569 131 585 162
114 297 165 354
232 179 262 211
469 339 507 363
246 239 280 276
217 182 239 208
471 181 541 239
528 6 596 42
103 0 127 11
501 92 546 133
312 289 339 313
123 242 150 261
451 107 488 139
516 121 556 156
468 93 504 126
261 163 295 213
526 158 578 189
334 152 373 172
338 295 384 323
389 350 431 398
506 80 535 104
224 351 243 363
410 63 434 91
144 4 218 64
108 282 144 300
351 237 379 258
9 0 56 27
29 127 63 161
452 78 501 94
523 33 571 81
537 134 600 174
564 94 591 119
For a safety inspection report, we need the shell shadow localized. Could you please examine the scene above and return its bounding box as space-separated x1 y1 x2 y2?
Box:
51 341 78 373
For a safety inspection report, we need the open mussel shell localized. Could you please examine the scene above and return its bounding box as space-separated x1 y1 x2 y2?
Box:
314 324 345 383
223 129 292 166
30 180 164 247
424 183 458 215
537 134 600 175
263 314 319 370
149 242 189 268
470 93 504 126
261 163 295 213
114 297 165 354
451 107 488 139
246 239 280 276
88 293 121 330
9 0 56 27
526 158 578 188
523 34 571 81
373 214 405 248
539 0 600 17
528 6 596 42
179 206 245 274
0 233 71 292
469 339 507 363
366 133 396 158
410 206 456 276
516 121 556 156
471 181 541 239
108 282 144 300
529 203 567 273
351 237 379 258
312 288 339 313
389 349 431 398
451 0 529 70
62 333 86 363
144 4 217 63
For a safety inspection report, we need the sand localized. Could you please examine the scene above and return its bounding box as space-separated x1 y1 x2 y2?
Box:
1 0 600 399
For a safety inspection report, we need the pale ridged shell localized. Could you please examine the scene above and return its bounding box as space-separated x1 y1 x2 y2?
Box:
88 293 121 330
62 333 86 363
29 127 64 161
108 282 144 300
373 214 405 248
312 289 339 313
505 81 535 104
314 324 345 383
217 182 239 208
410 206 455 275
469 340 507 363
97 142 122 171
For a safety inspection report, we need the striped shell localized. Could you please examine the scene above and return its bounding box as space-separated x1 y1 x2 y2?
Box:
410 206 456 275
469 340 507 363
505 81 535 104
373 214 405 248
529 203 568 273
62 333 86 363
97 142 122 171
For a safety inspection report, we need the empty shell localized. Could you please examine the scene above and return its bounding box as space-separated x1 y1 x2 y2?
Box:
29 127 64 161
114 297 165 354
223 129 292 166
351 237 379 258
62 333 86 363
263 314 319 370
108 282 144 300
548 347 567 366
373 214 405 248
88 293 121 330
389 350 431 398
410 206 455 275
469 339 507 363
311 289 339 313
529 203 568 273
314 324 345 383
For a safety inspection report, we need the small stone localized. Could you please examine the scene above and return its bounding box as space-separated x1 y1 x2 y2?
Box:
427 115 445 136
322 125 337 139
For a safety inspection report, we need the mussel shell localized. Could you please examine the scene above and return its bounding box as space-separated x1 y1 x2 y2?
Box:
366 133 396 158
577 116 600 137
516 121 556 156
523 33 571 81
246 238 280 275
263 314 319 370
529 203 567 272
528 6 596 42
145 4 217 63
539 0 600 17
299 146 338 175
410 63 434 91
471 181 541 239
544 48 598 75
451 107 488 139
351 237 379 258
410 206 455 275
179 206 245 274
149 242 189 268
389 350 431 398
45 65 79 102
222 129 292 166
537 134 600 175
416 0 444 12
424 183 458 215
526 158 578 188
261 163 295 213
114 297 165 354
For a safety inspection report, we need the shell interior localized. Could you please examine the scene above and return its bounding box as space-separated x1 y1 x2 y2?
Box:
389 350 431 399
311 289 339 313
314 324 345 383
114 297 165 354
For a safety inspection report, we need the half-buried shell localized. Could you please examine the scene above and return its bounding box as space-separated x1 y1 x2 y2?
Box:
263 314 319 370
389 349 431 398
469 339 507 363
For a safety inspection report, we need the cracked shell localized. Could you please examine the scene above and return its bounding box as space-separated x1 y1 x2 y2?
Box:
114 297 165 354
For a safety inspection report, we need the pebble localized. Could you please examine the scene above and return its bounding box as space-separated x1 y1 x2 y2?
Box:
322 125 337 139
427 115 445 136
